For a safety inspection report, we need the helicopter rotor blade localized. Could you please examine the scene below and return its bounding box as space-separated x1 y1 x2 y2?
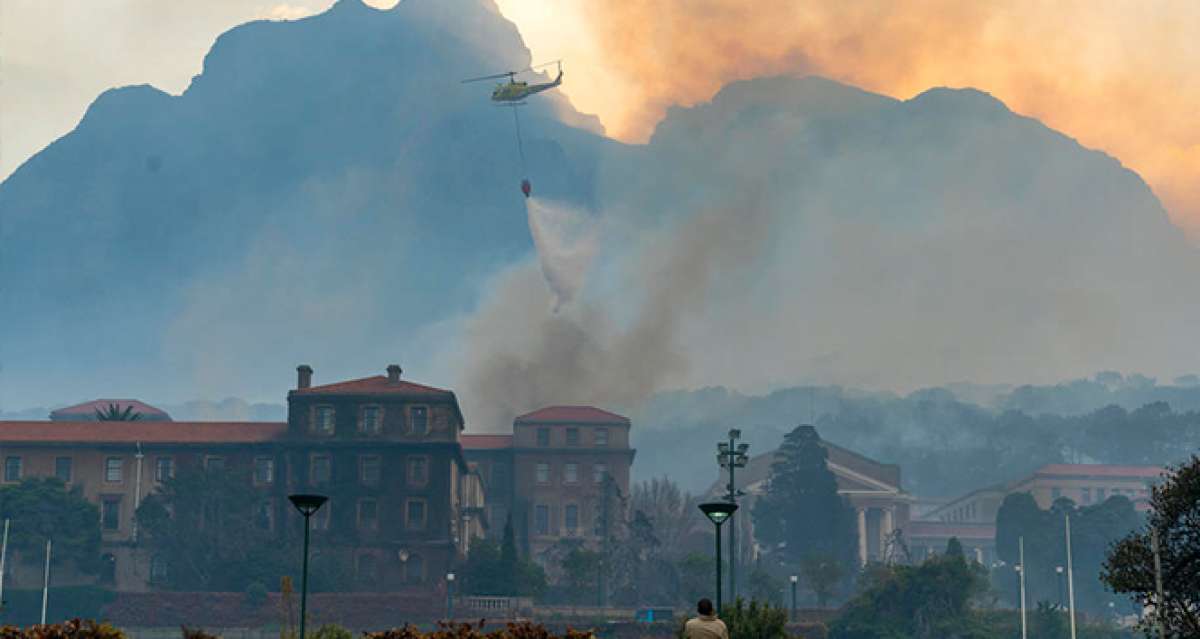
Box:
529 59 562 70
462 71 516 84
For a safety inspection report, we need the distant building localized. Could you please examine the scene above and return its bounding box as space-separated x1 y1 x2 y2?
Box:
463 406 635 563
0 365 484 592
50 399 171 421
710 435 913 566
907 463 1163 564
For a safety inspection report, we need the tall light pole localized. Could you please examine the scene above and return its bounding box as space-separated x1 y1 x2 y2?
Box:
1055 565 1065 610
1065 513 1077 639
717 429 748 601
289 494 328 639
446 572 456 620
789 575 798 622
40 538 51 625
699 502 738 616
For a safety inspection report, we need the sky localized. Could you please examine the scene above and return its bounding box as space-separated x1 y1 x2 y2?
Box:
1 0 1198 236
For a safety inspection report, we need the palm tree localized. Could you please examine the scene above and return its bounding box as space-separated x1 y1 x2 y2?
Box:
94 403 142 421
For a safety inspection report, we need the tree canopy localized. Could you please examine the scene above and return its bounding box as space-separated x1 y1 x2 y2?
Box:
1103 455 1200 636
0 478 100 574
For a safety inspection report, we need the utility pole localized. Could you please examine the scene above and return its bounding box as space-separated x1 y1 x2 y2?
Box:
717 430 749 602
1065 514 1077 639
1018 537 1027 639
40 538 51 625
0 519 9 614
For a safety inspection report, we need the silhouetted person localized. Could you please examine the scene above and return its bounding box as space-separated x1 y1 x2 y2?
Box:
684 598 728 639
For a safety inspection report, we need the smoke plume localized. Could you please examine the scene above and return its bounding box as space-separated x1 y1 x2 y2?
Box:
525 197 598 310
503 0 1200 233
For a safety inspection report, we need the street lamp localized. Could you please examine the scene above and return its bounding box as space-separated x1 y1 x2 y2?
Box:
717 429 749 601
789 575 798 622
289 494 328 639
699 501 738 616
446 572 456 620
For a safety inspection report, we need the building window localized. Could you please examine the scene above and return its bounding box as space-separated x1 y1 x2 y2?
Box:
566 428 579 446
360 455 382 485
595 428 609 446
407 456 428 486
405 554 424 584
255 501 274 531
409 406 429 435
565 504 579 533
358 498 379 531
1081 487 1092 504
254 457 275 485
1051 487 1062 500
535 505 550 535
536 463 550 484
537 428 550 447
310 455 331 485
105 457 123 482
155 457 175 482
406 499 427 530
593 463 608 484
55 457 73 483
313 503 331 531
564 463 579 484
3 457 19 483
150 555 169 584
356 553 378 581
205 456 225 473
360 405 382 435
102 498 120 531
313 406 335 435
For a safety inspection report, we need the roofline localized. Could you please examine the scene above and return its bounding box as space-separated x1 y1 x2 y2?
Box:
514 418 630 427
287 390 467 430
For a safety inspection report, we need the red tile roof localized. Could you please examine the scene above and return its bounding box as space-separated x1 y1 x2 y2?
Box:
461 434 514 450
514 406 630 425
1033 464 1164 479
0 421 286 444
292 375 453 396
50 399 171 420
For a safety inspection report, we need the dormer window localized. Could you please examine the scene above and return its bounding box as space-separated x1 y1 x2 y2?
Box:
409 406 428 435
312 406 335 435
360 406 382 435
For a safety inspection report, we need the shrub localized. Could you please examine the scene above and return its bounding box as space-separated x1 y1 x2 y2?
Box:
365 621 593 639
0 618 125 639
180 627 219 639
310 626 353 639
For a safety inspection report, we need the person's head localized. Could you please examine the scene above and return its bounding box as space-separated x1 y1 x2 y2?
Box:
697 598 714 616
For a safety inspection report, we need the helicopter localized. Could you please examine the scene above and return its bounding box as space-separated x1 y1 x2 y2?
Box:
462 60 563 104
462 61 563 198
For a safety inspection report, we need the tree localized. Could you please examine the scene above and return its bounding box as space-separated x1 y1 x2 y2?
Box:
799 553 844 608
828 551 990 639
630 477 700 558
94 403 141 421
559 544 602 604
678 552 717 605
136 466 293 591
751 425 857 586
746 566 783 605
0 478 100 574
1103 456 1200 636
460 516 546 597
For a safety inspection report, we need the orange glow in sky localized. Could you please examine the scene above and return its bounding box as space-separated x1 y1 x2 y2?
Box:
496 0 1200 235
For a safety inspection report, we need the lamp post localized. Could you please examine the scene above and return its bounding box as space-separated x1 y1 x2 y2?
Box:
789 575 798 622
699 501 738 616
446 572 456 620
717 430 749 601
1056 566 1065 610
289 494 328 639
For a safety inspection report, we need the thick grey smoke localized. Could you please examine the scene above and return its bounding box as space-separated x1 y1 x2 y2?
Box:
456 194 773 429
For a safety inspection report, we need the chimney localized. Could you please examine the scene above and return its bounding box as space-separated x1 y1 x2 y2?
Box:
387 364 402 384
297 365 313 390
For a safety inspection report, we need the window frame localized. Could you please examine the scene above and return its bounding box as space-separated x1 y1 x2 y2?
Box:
358 498 379 531
564 462 579 484
405 498 428 530
536 462 551 485
3 457 20 483
101 497 121 531
593 463 609 484
534 504 550 535
310 454 332 486
204 456 226 473
566 427 579 446
54 456 73 483
360 455 382 485
594 428 609 447
105 457 124 483
406 455 429 487
564 503 579 533
155 456 175 482
253 457 275 485
311 405 336 435
536 428 550 447
408 405 430 435
359 405 383 435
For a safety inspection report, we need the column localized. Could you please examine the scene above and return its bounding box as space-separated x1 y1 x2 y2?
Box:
856 507 868 566
881 507 894 546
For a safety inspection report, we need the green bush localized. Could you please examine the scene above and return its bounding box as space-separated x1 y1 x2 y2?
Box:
310 625 353 639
